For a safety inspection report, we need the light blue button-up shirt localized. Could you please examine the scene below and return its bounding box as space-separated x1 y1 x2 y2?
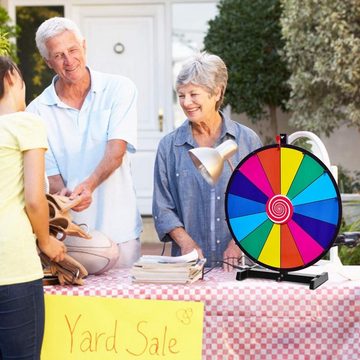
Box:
26 68 142 244
152 112 262 266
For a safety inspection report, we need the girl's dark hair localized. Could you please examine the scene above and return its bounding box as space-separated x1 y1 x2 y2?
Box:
0 56 22 99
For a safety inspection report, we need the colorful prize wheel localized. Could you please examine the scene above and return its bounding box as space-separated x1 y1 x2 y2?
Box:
225 144 342 272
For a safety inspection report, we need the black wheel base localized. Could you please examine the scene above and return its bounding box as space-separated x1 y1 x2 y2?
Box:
236 268 328 290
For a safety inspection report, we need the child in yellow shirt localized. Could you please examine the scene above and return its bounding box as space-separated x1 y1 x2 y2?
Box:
0 56 66 359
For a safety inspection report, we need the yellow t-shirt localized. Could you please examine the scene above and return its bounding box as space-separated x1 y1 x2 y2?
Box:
0 112 48 285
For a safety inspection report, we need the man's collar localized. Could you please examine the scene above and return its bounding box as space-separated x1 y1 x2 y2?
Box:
88 68 106 93
39 67 103 106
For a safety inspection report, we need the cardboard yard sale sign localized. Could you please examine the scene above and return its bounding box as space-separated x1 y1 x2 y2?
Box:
42 295 204 360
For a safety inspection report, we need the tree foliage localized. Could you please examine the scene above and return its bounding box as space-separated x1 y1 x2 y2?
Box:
0 6 20 59
280 0 360 136
16 6 64 103
0 32 10 55
203 0 290 135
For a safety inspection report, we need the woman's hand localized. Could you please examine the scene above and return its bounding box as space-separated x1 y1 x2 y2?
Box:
38 235 67 263
180 241 204 259
169 227 204 259
223 239 242 272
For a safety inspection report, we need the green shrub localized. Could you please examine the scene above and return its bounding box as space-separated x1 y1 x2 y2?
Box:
339 246 360 265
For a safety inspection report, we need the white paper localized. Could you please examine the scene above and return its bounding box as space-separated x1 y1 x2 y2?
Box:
138 249 199 264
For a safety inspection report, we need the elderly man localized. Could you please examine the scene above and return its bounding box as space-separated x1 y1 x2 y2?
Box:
27 17 142 267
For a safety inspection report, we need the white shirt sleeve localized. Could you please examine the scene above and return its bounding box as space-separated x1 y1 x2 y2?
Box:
107 77 138 153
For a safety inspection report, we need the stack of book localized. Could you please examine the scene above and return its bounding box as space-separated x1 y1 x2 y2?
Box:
130 249 206 284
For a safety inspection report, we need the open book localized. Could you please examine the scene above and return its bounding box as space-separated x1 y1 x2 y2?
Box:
131 249 206 284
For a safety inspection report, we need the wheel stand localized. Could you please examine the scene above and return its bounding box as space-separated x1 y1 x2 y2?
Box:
236 267 328 290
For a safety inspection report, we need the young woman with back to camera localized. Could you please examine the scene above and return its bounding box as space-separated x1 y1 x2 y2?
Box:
0 56 66 360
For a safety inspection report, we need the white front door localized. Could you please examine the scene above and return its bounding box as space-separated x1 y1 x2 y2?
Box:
72 4 168 214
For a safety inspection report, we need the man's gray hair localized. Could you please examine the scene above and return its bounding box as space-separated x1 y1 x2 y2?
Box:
176 51 228 110
36 17 84 59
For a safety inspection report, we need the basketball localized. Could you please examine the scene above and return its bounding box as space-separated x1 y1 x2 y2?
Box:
64 230 120 275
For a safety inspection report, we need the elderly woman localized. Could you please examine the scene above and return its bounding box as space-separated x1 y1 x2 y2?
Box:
152 52 262 271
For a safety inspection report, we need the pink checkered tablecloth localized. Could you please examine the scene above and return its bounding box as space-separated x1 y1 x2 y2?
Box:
44 268 360 360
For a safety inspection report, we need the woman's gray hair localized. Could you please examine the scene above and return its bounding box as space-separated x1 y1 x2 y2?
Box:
176 51 228 110
36 17 84 60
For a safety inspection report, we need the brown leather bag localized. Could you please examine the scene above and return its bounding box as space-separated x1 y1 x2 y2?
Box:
47 194 91 239
40 251 88 286
39 194 91 286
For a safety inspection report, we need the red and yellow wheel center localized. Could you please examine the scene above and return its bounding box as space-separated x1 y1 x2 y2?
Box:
266 195 293 224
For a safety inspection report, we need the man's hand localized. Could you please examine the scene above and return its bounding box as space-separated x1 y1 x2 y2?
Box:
58 187 71 196
223 239 242 272
69 182 93 211
67 139 126 212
